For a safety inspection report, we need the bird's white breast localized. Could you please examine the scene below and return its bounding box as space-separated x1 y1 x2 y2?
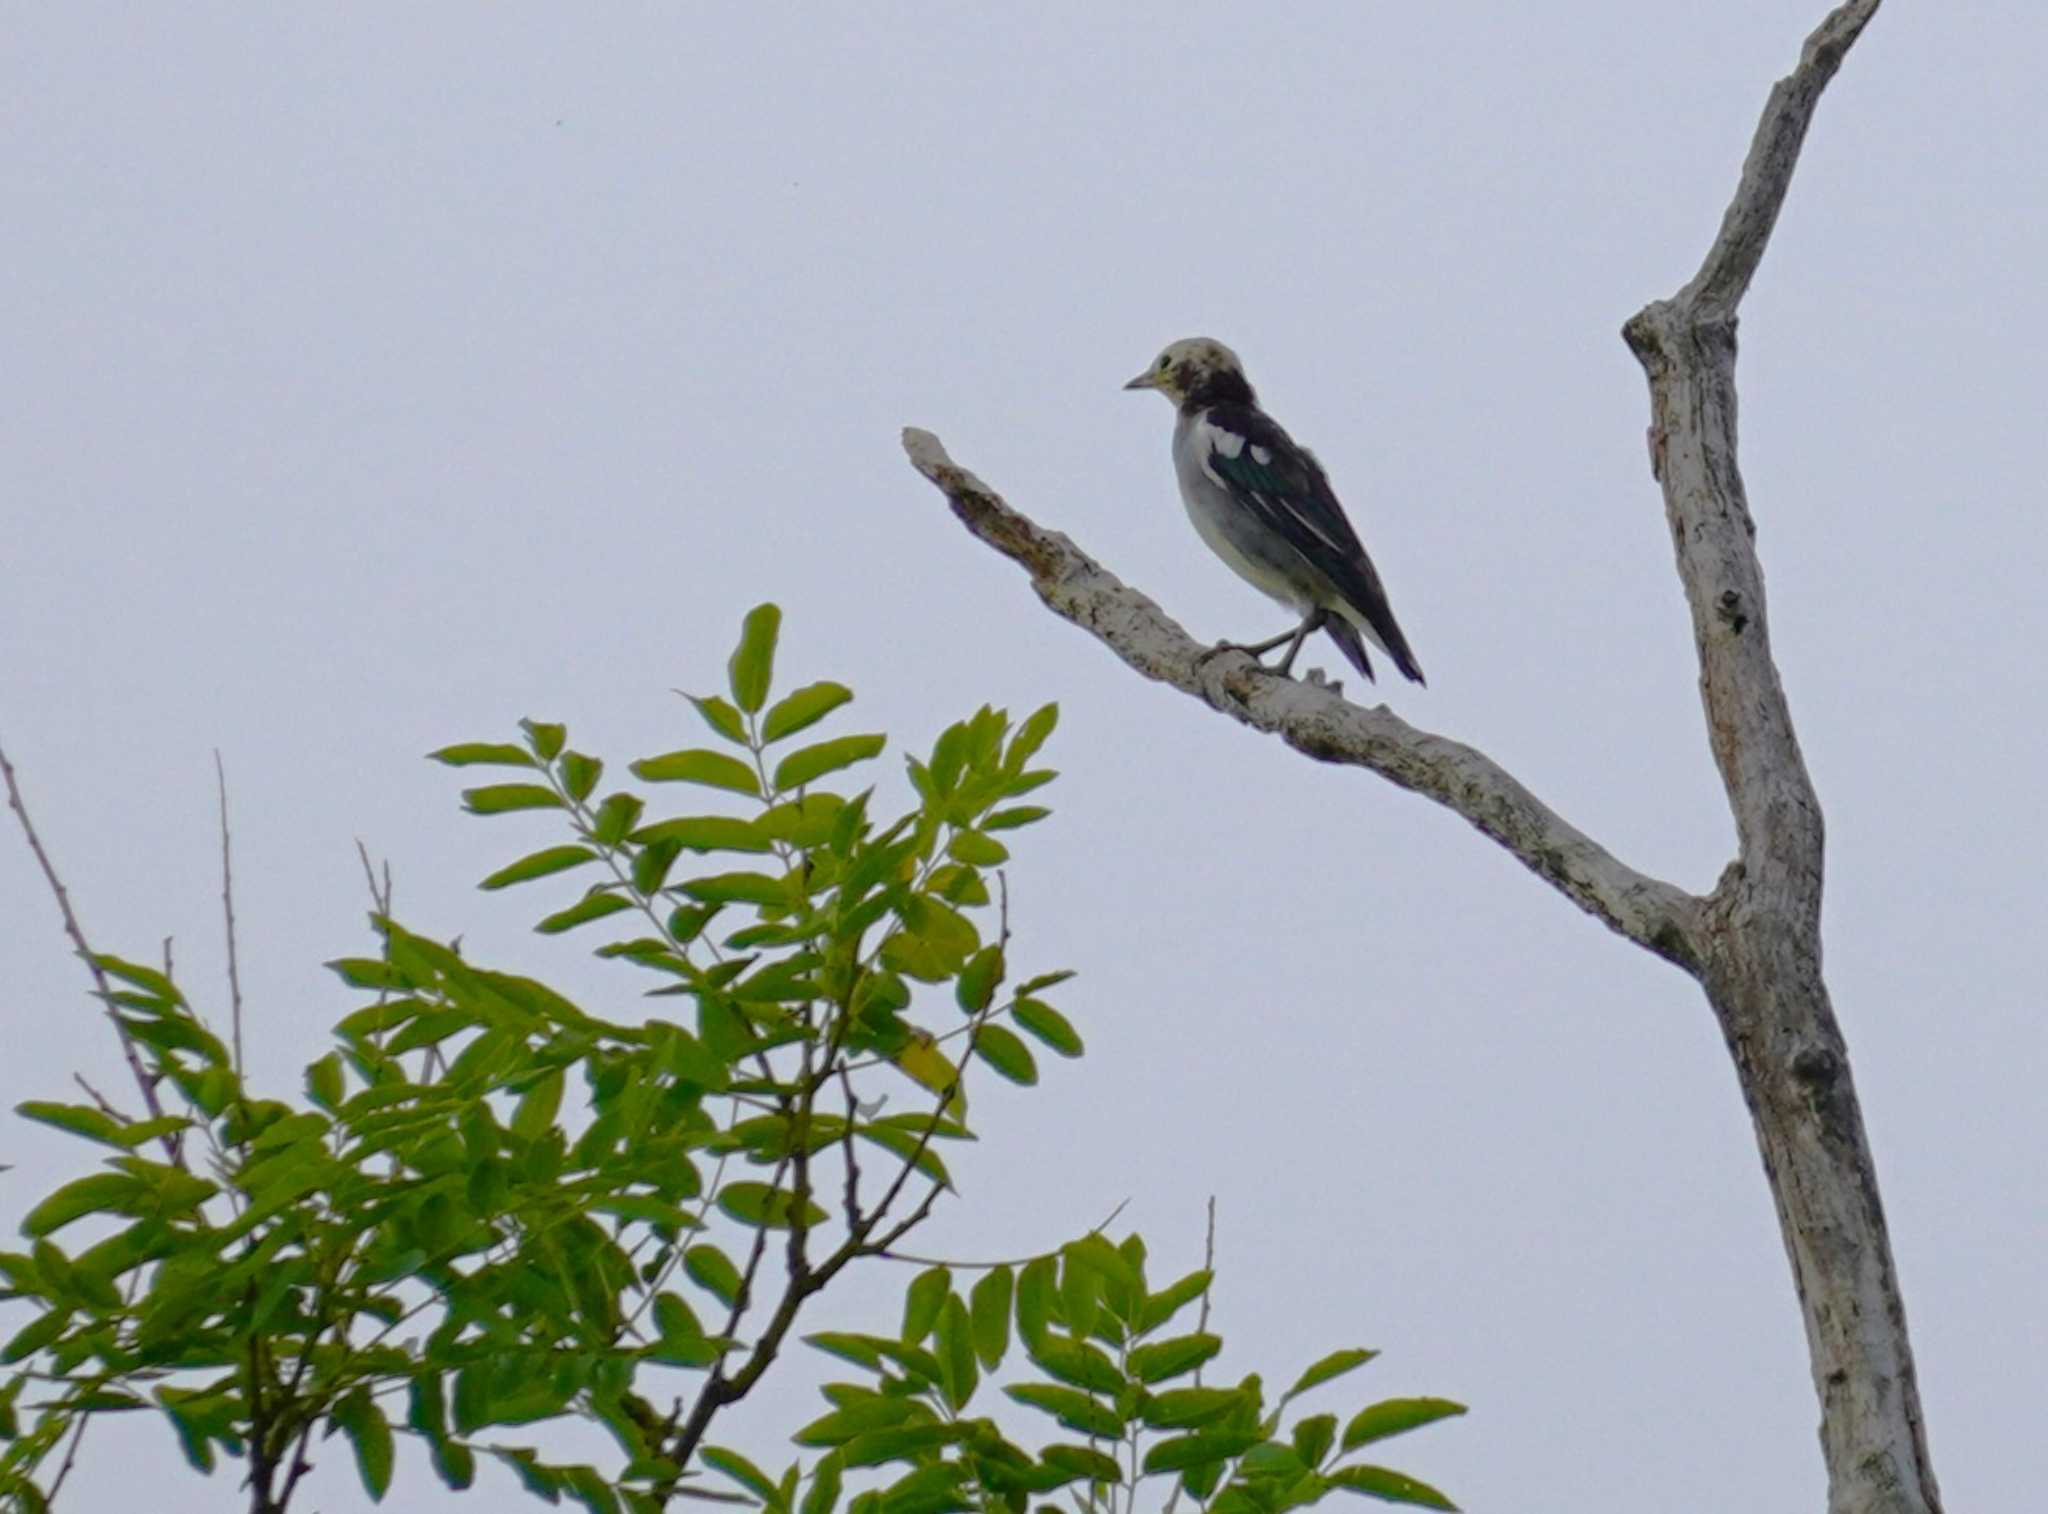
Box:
1171 412 1316 614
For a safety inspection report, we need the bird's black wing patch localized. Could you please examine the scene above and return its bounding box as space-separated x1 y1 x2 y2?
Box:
1198 403 1425 683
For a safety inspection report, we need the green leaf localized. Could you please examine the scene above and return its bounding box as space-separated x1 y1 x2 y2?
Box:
564 1466 622 1514
717 1182 827 1230
482 844 599 890
408 1371 448 1439
94 955 182 1004
688 694 751 744
335 1387 395 1501
971 1024 1037 1086
838 1424 966 1469
537 890 636 934
592 792 644 845
632 749 763 796
804 1332 886 1372
1 1306 70 1363
1127 1332 1222 1384
328 956 404 991
1288 1347 1381 1402
794 1399 926 1447
559 750 604 802
433 1439 477 1490
1039 1445 1122 1486
1139 1387 1245 1430
1029 1337 1123 1394
1324 1465 1458 1510
1239 1443 1307 1481
980 806 1050 832
633 838 684 895
703 1445 783 1507
801 1452 844 1514
15 1101 125 1148
1002 769 1056 799
1005 1384 1121 1439
430 742 536 768
935 1293 977 1410
1138 1269 1213 1333
21 1174 146 1237
1339 1398 1467 1451
683 871 791 907
463 783 564 815
1007 703 1058 768
945 831 1007 867
634 816 772 854
522 719 568 760
730 603 782 713
1015 1255 1057 1351
111 1114 191 1149
969 1265 1012 1369
512 1067 564 1137
847 1121 949 1187
955 946 1004 1015
1012 998 1082 1057
1140 1431 1261 1475
1294 1413 1339 1470
773 734 886 792
305 1053 346 1112
902 1267 951 1346
762 681 854 744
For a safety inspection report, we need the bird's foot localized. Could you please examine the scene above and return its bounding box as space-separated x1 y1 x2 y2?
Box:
1198 639 1269 669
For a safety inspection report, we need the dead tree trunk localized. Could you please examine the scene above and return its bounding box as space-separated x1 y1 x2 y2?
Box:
904 4 1939 1510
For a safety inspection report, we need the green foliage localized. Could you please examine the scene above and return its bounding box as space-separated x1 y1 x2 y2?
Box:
794 1232 1464 1514
0 604 1464 1513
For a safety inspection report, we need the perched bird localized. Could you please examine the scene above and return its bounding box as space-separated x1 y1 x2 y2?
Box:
1125 338 1424 686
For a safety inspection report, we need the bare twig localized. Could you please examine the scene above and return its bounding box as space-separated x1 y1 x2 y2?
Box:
70 1073 125 1119
216 751 247 1080
880 1197 1132 1269
43 1409 92 1503
1 735 180 1161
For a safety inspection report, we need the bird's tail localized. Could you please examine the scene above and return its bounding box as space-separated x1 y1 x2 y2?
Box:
1322 618 1377 684
1332 605 1425 686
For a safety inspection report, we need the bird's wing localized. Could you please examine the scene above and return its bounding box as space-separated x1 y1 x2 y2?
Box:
1193 403 1425 683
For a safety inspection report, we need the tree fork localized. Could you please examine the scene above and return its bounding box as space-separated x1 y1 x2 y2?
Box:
908 4 1938 1509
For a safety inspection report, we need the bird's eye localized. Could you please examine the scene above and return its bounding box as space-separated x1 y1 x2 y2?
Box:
1156 355 1171 371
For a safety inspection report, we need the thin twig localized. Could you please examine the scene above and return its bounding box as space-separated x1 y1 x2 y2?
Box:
43 1409 92 1503
70 1073 125 1119
880 1197 1133 1269
1 735 181 1161
216 751 247 1081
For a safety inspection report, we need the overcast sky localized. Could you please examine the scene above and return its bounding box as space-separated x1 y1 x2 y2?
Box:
4 4 2043 1510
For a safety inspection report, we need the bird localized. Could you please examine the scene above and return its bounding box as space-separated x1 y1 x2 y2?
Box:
1124 337 1424 686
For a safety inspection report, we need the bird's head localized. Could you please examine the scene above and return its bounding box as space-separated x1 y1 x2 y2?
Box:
1124 337 1253 409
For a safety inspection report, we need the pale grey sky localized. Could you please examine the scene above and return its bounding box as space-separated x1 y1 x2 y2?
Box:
3 4 2042 1511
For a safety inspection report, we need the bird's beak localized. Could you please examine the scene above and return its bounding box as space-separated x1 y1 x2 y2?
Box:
1123 369 1162 392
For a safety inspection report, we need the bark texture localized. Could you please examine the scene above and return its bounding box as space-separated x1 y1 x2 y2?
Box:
907 4 1940 1511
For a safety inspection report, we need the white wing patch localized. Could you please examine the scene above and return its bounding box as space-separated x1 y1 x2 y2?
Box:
1250 445 1271 466
1204 420 1246 460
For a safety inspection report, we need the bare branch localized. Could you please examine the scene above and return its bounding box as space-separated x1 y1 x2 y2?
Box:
901 428 1704 972
1625 0 1880 904
1624 7 1938 1513
1 735 180 1158
216 751 247 1081
1682 0 1883 319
